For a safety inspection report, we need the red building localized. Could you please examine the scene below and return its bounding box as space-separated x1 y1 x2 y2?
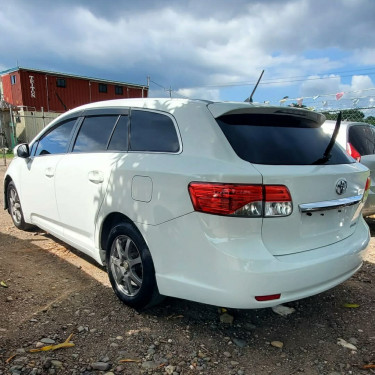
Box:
1 67 148 112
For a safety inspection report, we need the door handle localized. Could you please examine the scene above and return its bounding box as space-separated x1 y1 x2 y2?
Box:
88 170 104 184
45 167 54 177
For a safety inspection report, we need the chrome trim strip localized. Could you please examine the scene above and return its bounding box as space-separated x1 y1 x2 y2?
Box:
299 195 362 213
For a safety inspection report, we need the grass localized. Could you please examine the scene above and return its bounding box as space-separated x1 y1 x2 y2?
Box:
1 153 13 159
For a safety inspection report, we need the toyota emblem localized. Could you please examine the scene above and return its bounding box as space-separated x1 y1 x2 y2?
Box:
336 179 347 195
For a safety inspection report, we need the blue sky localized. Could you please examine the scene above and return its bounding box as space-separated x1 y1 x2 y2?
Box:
1 0 375 110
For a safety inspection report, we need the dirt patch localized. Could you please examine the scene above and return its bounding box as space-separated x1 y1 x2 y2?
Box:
0 162 374 375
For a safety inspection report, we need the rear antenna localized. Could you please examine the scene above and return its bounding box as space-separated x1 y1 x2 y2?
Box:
247 70 264 103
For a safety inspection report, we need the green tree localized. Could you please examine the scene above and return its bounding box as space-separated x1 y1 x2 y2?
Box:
289 103 307 108
322 109 365 122
365 116 375 125
322 112 337 120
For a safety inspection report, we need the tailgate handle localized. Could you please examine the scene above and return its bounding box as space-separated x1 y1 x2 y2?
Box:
299 195 362 213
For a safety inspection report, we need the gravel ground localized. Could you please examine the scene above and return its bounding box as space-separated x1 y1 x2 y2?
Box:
0 161 374 375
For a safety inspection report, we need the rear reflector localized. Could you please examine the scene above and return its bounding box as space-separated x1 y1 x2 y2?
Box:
255 294 281 301
188 183 292 217
346 142 361 162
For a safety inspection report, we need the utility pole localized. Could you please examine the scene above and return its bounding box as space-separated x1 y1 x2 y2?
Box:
166 86 172 98
0 117 6 166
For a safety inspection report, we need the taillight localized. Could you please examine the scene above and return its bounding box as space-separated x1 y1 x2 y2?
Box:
188 183 292 217
264 185 293 217
363 176 371 203
346 143 361 162
188 183 263 216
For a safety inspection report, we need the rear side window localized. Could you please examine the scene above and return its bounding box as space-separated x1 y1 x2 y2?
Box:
35 118 76 156
130 110 179 152
217 113 353 165
73 115 118 153
348 125 375 156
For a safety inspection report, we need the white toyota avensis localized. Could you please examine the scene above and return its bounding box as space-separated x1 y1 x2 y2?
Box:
4 99 371 309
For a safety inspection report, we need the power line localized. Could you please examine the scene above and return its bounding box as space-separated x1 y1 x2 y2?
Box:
152 66 375 91
148 78 190 99
188 71 375 89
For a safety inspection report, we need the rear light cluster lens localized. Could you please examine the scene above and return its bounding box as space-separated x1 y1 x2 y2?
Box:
363 176 371 203
264 186 293 217
346 142 361 162
188 182 292 217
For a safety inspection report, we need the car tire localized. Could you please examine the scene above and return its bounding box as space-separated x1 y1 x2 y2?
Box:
106 222 164 310
7 181 33 231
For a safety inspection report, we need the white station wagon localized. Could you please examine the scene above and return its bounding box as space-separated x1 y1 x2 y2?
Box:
4 99 371 309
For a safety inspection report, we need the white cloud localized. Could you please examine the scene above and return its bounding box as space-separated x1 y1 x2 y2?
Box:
352 48 375 65
0 0 374 100
175 88 220 101
301 74 374 98
351 75 374 91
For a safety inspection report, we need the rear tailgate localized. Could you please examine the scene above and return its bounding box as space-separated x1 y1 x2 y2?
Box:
254 163 368 255
210 103 370 256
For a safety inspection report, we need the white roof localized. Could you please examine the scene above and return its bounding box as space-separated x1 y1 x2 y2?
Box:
68 98 325 124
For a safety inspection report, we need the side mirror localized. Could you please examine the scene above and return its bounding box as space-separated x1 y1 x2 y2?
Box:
14 144 30 158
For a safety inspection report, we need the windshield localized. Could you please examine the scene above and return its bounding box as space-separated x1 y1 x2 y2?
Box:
217 113 353 165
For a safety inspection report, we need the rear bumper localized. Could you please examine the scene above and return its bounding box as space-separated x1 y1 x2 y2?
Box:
363 189 375 216
141 213 370 309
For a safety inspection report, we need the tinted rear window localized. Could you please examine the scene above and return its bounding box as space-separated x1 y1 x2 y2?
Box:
217 113 353 165
130 110 179 152
348 125 375 156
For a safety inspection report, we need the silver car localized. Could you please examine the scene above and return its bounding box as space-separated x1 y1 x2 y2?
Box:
322 120 375 216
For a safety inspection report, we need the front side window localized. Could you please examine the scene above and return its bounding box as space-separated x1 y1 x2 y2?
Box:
73 115 118 153
130 110 180 152
29 141 38 156
99 83 107 93
35 119 76 156
217 113 352 165
348 125 375 156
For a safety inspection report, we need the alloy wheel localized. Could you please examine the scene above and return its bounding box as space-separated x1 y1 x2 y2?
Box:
110 235 143 297
9 187 22 226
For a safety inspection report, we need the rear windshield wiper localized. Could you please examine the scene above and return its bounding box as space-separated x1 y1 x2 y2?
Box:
313 111 342 165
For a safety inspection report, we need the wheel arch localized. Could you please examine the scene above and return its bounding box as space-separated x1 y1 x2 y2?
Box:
3 175 13 211
99 212 145 265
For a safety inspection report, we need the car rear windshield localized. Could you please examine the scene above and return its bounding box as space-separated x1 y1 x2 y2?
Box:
216 113 353 165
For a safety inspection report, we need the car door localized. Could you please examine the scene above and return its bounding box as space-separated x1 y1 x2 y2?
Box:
20 118 77 236
54 112 128 256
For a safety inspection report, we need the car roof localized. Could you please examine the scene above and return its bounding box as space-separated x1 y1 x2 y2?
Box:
65 98 326 124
